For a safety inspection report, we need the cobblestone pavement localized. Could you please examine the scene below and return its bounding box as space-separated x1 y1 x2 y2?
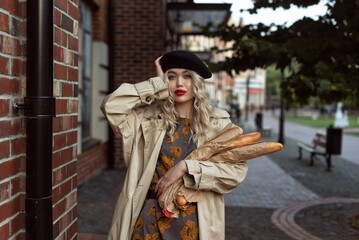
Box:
224 156 318 209
78 167 126 235
271 198 359 240
294 201 359 240
225 207 289 240
78 114 359 239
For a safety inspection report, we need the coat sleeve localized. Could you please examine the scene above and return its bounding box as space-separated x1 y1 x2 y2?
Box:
101 77 169 163
182 113 248 194
183 160 248 194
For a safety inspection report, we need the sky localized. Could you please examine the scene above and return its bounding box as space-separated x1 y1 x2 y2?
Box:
194 0 328 26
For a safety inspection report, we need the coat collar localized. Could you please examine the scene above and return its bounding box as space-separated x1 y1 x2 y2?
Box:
142 106 230 120
141 106 230 147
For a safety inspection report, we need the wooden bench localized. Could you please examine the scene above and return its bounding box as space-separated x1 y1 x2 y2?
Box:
297 132 332 171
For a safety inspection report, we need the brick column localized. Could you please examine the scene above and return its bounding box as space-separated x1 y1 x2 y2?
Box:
0 0 26 239
52 0 79 239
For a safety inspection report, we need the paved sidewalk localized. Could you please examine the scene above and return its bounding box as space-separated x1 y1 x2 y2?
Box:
78 114 359 239
78 167 126 238
224 156 318 209
272 198 359 240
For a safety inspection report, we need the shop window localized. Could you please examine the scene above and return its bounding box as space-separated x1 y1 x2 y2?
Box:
78 1 99 151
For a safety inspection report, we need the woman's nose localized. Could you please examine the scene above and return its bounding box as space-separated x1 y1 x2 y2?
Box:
176 77 184 87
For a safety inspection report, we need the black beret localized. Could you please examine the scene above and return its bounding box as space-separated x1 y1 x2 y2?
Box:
160 50 212 79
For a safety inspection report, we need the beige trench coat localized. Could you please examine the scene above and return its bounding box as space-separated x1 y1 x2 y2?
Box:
101 77 248 240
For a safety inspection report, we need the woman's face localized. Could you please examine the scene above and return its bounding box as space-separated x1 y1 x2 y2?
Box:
167 68 194 105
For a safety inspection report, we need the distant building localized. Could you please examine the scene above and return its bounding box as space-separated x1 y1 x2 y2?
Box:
233 68 266 110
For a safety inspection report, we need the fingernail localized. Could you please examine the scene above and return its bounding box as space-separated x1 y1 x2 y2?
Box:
156 194 159 200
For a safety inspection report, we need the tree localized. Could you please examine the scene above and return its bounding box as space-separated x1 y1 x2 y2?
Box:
202 0 359 106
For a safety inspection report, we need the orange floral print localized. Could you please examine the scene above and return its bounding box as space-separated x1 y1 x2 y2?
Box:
182 126 190 135
144 232 159 240
180 220 199 240
156 154 175 175
155 210 164 220
165 131 179 143
147 203 156 216
180 204 196 218
151 170 159 189
178 118 190 126
134 217 144 231
132 233 143 240
157 165 167 175
161 155 175 169
156 212 172 234
147 221 157 230
136 118 198 240
169 146 183 158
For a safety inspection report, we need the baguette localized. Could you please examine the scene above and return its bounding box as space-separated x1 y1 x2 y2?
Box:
176 141 283 206
266 142 283 153
176 195 187 206
223 132 261 151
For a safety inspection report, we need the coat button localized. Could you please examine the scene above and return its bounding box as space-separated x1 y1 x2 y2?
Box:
145 96 151 102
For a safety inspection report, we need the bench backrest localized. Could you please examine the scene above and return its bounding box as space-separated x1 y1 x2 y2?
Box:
312 132 326 149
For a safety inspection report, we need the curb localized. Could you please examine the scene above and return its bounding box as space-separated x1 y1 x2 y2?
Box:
271 197 359 240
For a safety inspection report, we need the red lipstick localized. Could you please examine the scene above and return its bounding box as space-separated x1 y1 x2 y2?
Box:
174 89 186 96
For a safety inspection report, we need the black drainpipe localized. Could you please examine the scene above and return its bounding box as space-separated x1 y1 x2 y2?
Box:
25 0 54 239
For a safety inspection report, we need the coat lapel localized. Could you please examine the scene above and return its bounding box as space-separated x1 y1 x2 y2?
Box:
131 114 166 222
141 115 165 166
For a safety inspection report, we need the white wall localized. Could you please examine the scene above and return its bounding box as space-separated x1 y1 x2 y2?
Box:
91 41 109 143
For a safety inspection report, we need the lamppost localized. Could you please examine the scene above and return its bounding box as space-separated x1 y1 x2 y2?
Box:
245 74 250 122
278 70 285 144
245 71 254 122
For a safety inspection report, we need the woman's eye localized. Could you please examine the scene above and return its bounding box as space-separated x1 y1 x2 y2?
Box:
168 75 176 80
184 74 192 79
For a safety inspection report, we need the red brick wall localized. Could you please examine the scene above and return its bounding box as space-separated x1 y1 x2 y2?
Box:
113 0 165 166
77 143 108 184
52 0 79 239
0 0 26 239
93 0 108 42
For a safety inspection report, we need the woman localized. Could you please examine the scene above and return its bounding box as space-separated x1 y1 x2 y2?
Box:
101 50 248 240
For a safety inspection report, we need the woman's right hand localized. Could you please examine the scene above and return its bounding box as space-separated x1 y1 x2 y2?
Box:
155 56 164 80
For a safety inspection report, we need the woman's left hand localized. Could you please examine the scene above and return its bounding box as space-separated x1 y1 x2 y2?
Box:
154 160 188 199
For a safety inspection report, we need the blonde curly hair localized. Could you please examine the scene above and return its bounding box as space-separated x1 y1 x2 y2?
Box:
158 70 216 143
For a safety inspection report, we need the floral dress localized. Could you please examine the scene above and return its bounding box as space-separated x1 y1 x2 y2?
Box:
132 118 199 240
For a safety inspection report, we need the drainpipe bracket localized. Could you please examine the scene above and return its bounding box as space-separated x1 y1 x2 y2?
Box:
14 102 26 110
14 97 56 117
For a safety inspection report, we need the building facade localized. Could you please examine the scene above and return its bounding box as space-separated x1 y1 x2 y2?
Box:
0 0 166 239
1 0 259 239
